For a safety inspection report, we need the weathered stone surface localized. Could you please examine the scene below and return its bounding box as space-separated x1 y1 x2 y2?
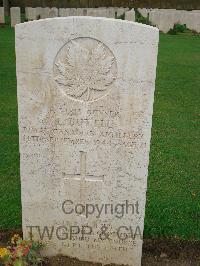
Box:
15 17 159 266
125 10 135 21
0 7 5 24
10 7 20 27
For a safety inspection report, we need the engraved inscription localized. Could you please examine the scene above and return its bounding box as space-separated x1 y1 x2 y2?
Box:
64 151 104 182
53 37 117 102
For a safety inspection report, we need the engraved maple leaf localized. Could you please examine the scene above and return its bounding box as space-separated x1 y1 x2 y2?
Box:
54 40 116 101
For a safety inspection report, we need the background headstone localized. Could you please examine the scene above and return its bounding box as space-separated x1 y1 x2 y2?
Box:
0 7 5 24
138 8 149 18
148 9 200 33
125 10 135 21
10 7 20 27
40 7 50 19
59 8 69 17
95 8 108 18
25 7 29 20
186 13 200 32
49 7 58 18
149 10 160 27
76 8 87 16
157 12 174 33
194 13 200 32
87 8 96 17
107 7 116 18
68 8 77 16
15 17 159 266
117 7 125 18
178 10 188 25
27 7 37 21
3 0 9 16
36 7 42 19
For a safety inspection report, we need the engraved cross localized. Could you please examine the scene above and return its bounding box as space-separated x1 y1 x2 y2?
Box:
64 151 104 182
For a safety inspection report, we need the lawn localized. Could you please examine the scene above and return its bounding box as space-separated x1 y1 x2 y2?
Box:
0 23 199 240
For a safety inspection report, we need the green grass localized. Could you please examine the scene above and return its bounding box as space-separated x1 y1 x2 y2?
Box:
0 24 21 228
145 33 200 240
0 24 199 240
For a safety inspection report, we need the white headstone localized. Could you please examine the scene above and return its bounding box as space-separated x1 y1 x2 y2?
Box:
95 8 108 18
58 8 64 17
195 12 200 33
27 7 37 21
149 10 185 33
68 8 77 16
194 14 200 32
49 7 58 18
87 8 96 17
112 6 118 17
125 10 135 22
186 13 200 32
76 8 87 16
107 7 116 18
138 8 149 18
10 7 21 27
25 7 29 20
15 17 159 266
172 10 182 24
36 7 43 19
76 8 81 16
40 7 50 19
0 7 5 24
117 7 125 18
149 10 160 27
157 12 174 33
178 10 188 25
59 8 69 17
185 13 193 29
